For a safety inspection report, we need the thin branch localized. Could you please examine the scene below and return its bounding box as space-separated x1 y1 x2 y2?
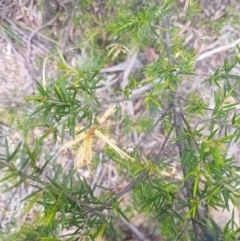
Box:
0 158 144 213
0 159 95 211
136 106 172 148
174 218 191 241
121 216 150 241
162 15 205 241
0 185 19 226
114 172 148 201
155 123 174 161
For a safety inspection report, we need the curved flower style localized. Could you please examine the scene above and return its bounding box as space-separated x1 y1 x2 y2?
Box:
59 105 134 172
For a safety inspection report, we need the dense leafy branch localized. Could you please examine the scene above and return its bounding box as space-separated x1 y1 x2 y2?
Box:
162 15 205 241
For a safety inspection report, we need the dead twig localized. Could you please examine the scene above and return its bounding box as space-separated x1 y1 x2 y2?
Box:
61 0 81 51
27 13 60 74
197 38 240 61
121 216 150 241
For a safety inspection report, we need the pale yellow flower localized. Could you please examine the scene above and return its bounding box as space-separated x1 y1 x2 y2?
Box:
97 105 116 124
59 131 87 154
74 130 94 169
59 105 133 172
94 129 134 160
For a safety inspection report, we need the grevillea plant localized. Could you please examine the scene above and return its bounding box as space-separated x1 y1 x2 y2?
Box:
1 1 240 241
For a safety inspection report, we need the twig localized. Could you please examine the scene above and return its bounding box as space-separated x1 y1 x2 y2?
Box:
155 123 174 161
27 13 60 73
137 116 163 148
197 38 240 61
0 158 146 213
114 172 148 201
121 216 150 241
174 218 191 241
0 187 18 227
5 18 60 45
162 15 205 241
100 57 142 73
0 159 95 211
136 106 172 149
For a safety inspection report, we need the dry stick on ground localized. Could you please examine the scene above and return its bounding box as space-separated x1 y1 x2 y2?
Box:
162 16 205 241
121 216 150 241
27 12 60 74
61 0 81 51
197 38 240 61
